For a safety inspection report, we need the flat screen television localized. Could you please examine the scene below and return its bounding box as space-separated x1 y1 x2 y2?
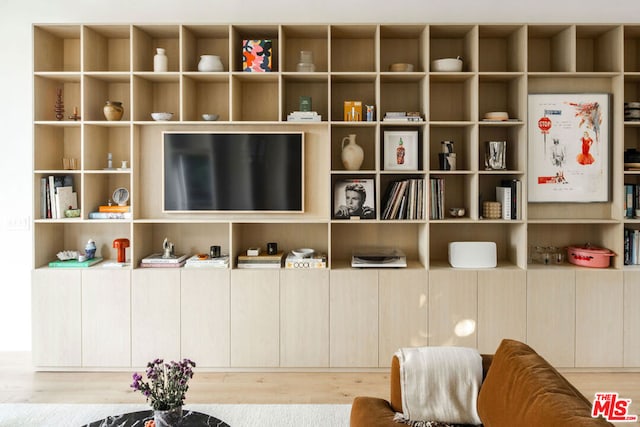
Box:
163 132 304 212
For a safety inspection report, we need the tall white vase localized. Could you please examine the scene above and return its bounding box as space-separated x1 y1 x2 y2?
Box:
341 134 364 171
154 48 168 72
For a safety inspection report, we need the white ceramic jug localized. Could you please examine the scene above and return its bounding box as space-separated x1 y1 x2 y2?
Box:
341 134 364 170
198 55 224 72
154 48 168 72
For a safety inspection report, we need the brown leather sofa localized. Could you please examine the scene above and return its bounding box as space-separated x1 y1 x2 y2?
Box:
350 339 613 426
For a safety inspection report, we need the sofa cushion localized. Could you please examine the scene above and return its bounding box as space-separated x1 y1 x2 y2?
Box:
477 339 613 426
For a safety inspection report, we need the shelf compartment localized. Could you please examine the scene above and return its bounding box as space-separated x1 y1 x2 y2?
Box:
624 26 640 72
181 25 230 72
478 124 526 171
429 222 525 267
34 75 81 122
84 125 131 171
133 222 230 267
528 25 575 73
83 173 132 219
429 124 475 172
380 25 428 73
478 25 526 72
84 74 131 121
231 222 328 267
625 124 640 155
428 173 475 220
331 126 376 172
132 25 180 72
429 75 475 121
379 74 427 120
34 172 82 221
281 25 329 73
576 25 622 73
132 75 180 121
478 74 526 122
282 74 328 121
34 124 81 171
230 74 279 121
379 174 428 221
33 221 130 268
429 25 476 73
330 222 427 267
231 25 279 72
330 25 377 72
330 75 377 122
34 25 81 72
83 25 131 72
182 74 230 122
478 173 523 220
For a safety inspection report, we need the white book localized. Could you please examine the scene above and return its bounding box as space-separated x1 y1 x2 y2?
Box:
48 175 57 219
496 186 512 220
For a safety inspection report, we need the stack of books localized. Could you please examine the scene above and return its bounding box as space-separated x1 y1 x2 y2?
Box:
381 178 425 220
624 228 640 265
383 111 423 122
287 111 321 122
495 179 522 220
139 253 189 268
41 175 77 219
89 205 132 220
429 177 445 219
184 254 229 268
237 252 284 269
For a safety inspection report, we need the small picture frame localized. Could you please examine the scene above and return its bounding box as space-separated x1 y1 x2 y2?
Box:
384 130 419 170
333 178 376 220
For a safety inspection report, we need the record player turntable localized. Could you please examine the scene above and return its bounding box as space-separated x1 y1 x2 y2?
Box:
351 248 407 268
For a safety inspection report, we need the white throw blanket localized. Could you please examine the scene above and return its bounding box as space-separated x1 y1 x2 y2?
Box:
395 346 482 425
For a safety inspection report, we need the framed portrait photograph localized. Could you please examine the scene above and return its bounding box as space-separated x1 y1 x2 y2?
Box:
333 178 376 220
384 130 419 170
527 93 611 203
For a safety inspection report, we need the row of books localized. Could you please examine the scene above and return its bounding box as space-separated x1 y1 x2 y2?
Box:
624 228 640 265
381 179 425 220
40 175 77 219
495 179 522 220
624 184 640 218
429 177 445 219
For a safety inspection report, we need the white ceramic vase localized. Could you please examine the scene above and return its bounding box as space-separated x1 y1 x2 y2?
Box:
341 134 364 170
154 48 168 72
198 55 224 72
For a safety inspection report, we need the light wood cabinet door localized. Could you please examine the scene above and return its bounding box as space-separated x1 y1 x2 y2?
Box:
527 269 576 367
330 270 378 367
575 270 623 368
230 270 280 367
428 270 477 348
181 269 230 367
280 270 330 367
624 271 640 367
477 269 526 354
131 269 181 366
378 269 428 367
32 269 82 367
81 269 131 367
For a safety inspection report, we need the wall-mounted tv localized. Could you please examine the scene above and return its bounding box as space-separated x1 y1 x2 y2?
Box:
163 132 304 212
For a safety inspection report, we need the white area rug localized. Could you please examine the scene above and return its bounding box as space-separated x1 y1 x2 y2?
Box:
0 403 352 427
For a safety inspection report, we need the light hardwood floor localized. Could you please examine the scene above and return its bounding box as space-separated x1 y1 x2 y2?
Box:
1 352 639 424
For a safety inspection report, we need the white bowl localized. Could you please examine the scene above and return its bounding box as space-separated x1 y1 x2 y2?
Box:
151 112 173 121
202 114 219 121
291 248 314 258
431 57 463 72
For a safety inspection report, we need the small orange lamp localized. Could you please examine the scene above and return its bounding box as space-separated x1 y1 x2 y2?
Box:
113 238 130 263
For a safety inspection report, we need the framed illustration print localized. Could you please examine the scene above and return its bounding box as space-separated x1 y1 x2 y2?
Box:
527 93 611 202
333 178 376 220
384 130 419 170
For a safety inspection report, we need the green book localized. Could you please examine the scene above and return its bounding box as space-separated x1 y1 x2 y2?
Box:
48 257 104 268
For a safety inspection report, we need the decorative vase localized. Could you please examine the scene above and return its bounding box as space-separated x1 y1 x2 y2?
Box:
103 101 124 121
154 48 168 72
153 406 183 427
198 55 224 72
341 134 364 171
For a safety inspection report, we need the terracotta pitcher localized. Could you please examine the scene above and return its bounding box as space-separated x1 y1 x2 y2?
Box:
341 134 364 170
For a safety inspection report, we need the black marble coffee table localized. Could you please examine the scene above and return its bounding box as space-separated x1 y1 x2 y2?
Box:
82 409 230 427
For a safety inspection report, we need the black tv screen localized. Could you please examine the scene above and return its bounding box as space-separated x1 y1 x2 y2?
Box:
163 132 304 212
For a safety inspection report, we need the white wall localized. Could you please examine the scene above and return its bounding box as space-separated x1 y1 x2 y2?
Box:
1 0 639 351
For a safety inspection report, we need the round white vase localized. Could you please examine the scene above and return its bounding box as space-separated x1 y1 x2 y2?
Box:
341 134 364 171
198 55 224 72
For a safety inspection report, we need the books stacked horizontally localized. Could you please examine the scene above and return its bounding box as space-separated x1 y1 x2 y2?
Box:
139 253 189 268
89 204 132 220
382 111 423 122
287 111 321 122
237 252 285 269
429 177 445 219
184 254 229 268
381 178 425 220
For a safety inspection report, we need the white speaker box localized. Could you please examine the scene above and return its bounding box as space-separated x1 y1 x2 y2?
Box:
448 241 497 268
